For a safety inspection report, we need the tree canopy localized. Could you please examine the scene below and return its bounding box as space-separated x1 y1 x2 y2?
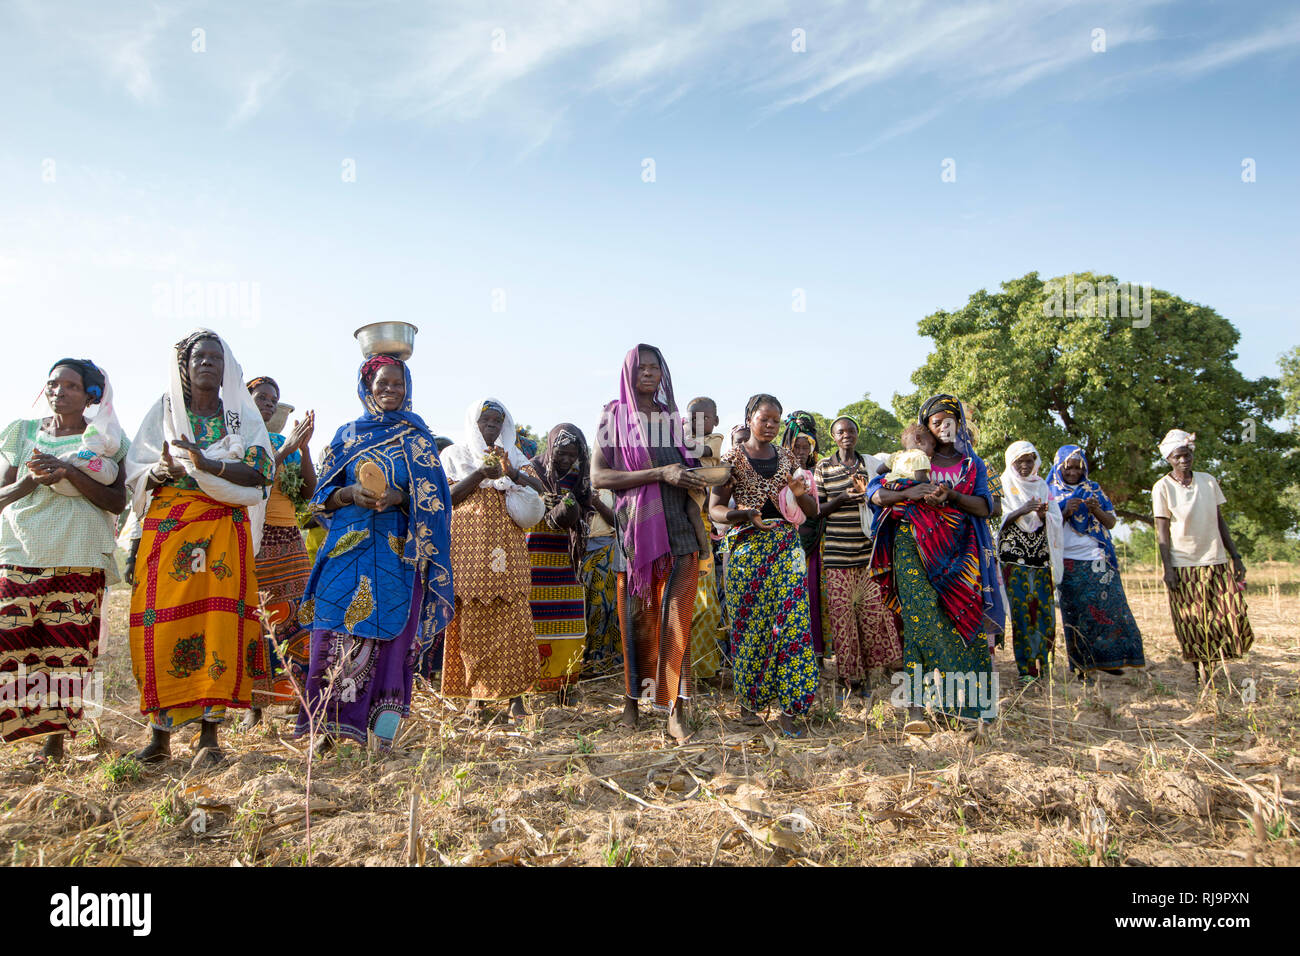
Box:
893 271 1299 548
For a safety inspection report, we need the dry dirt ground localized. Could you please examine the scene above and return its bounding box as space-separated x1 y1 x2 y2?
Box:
2 565 1297 867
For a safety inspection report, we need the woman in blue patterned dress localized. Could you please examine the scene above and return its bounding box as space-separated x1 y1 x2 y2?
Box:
295 355 454 751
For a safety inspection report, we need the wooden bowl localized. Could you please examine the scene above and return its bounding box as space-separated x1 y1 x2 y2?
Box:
689 465 733 486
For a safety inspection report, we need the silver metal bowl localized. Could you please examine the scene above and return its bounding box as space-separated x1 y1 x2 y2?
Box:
354 321 418 360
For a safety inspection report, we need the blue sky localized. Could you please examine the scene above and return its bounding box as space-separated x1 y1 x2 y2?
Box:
1 0 1297 454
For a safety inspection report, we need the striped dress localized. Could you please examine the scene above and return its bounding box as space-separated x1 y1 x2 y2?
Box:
526 508 588 692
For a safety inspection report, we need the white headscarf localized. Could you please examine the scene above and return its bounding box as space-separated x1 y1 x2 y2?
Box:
1159 428 1195 461
124 329 272 553
441 397 532 489
440 397 544 528
1000 440 1064 585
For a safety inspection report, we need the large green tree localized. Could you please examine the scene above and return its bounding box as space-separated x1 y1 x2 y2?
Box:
894 271 1299 549
835 394 902 456
1281 344 1300 425
800 396 901 460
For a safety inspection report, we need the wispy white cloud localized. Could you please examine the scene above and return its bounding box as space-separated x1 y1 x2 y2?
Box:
1163 13 1300 76
842 104 947 156
5 0 1298 150
227 56 292 128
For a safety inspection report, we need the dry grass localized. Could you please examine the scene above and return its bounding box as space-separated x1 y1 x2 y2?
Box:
2 564 1298 867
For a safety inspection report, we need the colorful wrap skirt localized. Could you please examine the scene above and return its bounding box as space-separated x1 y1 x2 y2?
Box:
618 554 698 712
526 525 587 692
580 539 622 674
0 565 104 742
891 523 993 720
251 522 312 704
1057 558 1145 674
724 523 818 716
1000 563 1056 679
129 487 260 730
1167 563 1253 664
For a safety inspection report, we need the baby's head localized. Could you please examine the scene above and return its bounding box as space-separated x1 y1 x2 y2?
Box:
900 423 935 457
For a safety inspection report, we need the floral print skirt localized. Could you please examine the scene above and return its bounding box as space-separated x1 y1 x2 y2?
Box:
725 523 818 716
1000 563 1056 679
1058 558 1145 673
892 523 993 720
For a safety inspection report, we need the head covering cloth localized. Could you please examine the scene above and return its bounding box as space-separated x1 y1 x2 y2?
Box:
1046 444 1118 570
306 357 455 643
532 423 593 575
1158 429 1195 462
124 328 273 551
48 358 106 405
595 344 697 599
1000 440 1064 584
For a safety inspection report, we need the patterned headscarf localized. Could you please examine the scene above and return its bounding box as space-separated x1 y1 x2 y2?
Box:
1047 444 1118 570
918 393 976 457
533 423 593 575
360 355 400 389
173 330 223 406
306 358 455 645
245 375 280 396
780 410 819 467
515 425 539 460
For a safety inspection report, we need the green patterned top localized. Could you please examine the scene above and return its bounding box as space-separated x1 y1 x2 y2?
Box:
161 405 273 491
0 418 129 571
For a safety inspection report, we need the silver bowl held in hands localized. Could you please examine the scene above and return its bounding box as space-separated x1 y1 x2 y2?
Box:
354 321 419 361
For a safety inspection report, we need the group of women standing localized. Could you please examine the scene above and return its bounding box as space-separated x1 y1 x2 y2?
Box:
0 332 1259 764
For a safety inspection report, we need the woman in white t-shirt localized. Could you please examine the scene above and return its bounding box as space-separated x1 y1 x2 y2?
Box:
1152 430 1253 683
1047 445 1145 680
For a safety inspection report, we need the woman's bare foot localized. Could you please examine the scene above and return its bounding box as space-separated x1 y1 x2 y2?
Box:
778 712 801 738
508 696 528 720
667 700 690 743
621 698 638 730
902 706 932 736
195 721 220 753
739 706 763 727
132 728 172 763
42 733 64 762
240 708 263 731
314 734 335 757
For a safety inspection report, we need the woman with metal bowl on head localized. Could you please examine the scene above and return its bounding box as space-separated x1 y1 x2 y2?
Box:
296 340 454 752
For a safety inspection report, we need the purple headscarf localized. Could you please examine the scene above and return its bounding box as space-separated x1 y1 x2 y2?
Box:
597 344 697 598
